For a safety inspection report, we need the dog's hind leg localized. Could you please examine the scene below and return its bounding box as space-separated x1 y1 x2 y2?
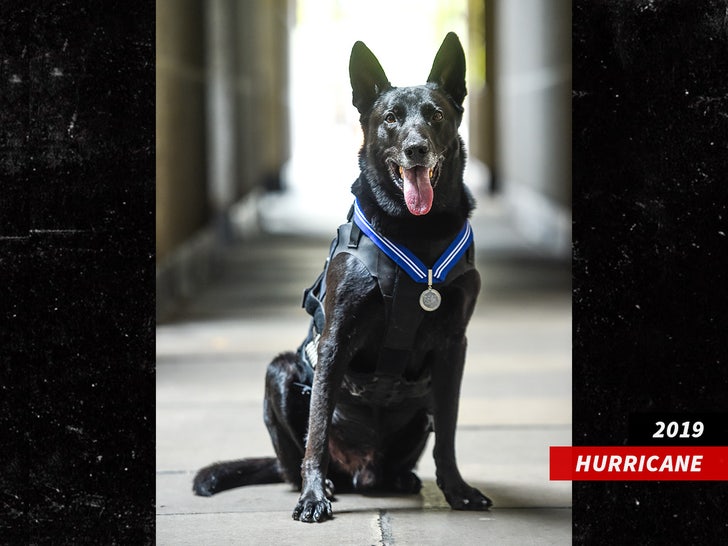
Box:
382 407 431 493
264 351 313 489
192 352 312 497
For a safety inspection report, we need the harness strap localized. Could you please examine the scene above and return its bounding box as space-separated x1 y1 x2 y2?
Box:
349 223 362 248
299 216 475 379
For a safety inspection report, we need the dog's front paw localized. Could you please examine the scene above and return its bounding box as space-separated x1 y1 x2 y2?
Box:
292 492 333 523
441 483 492 511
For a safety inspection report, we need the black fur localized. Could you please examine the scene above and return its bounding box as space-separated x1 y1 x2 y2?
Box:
193 32 492 523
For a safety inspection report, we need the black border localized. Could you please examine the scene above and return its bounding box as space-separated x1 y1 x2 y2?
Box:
573 1 728 543
2 2 155 543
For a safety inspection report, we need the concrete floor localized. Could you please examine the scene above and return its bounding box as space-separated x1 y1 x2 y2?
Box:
156 200 572 545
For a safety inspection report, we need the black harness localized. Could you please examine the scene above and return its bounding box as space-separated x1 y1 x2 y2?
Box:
298 204 476 406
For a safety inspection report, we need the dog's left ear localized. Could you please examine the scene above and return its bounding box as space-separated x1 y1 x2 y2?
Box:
427 32 467 107
350 41 391 115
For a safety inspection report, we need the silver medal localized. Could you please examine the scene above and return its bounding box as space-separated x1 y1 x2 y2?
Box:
419 287 441 311
420 269 441 311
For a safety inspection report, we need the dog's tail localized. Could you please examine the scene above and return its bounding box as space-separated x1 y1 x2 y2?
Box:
192 457 284 496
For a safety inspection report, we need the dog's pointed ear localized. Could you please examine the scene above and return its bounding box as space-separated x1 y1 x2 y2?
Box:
427 32 467 107
350 41 391 114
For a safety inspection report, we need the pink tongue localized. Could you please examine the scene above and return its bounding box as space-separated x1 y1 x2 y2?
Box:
402 166 433 215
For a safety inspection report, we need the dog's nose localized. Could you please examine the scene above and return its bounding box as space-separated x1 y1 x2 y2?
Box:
404 139 430 162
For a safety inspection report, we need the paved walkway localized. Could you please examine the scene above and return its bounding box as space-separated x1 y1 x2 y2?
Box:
156 200 572 544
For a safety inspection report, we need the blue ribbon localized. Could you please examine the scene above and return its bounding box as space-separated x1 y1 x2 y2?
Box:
352 199 473 285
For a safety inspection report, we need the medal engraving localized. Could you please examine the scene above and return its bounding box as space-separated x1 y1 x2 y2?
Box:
420 288 441 312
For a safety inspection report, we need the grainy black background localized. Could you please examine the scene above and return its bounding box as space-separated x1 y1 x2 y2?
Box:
574 0 728 543
2 0 728 543
1 2 154 543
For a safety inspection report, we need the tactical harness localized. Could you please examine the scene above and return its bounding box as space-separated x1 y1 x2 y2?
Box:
297 201 476 406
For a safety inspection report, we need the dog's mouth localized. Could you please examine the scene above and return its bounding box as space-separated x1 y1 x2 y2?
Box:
387 160 441 216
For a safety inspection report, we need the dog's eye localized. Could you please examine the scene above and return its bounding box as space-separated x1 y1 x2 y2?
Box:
432 110 444 122
384 113 397 124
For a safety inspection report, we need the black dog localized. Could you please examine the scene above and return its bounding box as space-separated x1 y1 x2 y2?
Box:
193 32 492 523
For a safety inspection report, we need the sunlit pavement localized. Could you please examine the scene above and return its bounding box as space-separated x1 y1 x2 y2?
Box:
156 197 572 545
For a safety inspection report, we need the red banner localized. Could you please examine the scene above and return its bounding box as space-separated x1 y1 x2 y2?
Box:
550 446 728 481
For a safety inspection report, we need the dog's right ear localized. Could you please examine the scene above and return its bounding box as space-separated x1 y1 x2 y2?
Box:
349 41 391 115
